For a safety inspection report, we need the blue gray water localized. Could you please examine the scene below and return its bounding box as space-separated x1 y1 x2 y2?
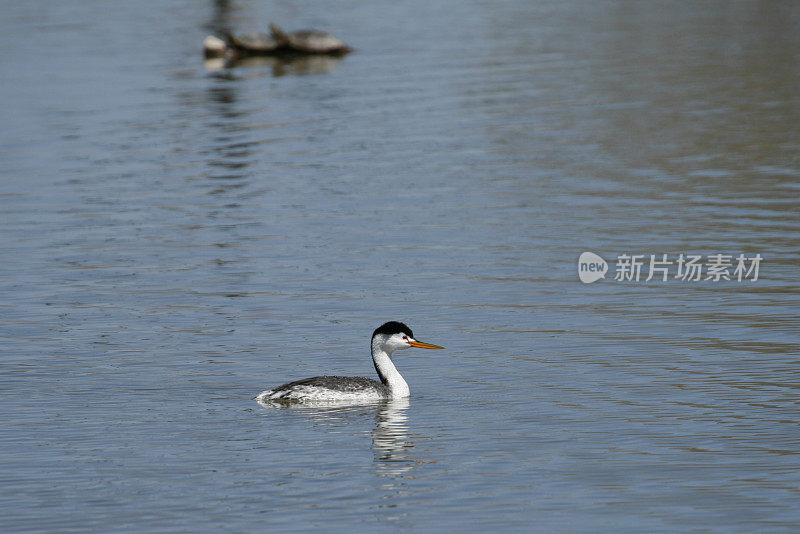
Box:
2 1 799 531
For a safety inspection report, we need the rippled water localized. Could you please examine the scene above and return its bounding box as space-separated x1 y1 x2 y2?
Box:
2 1 799 531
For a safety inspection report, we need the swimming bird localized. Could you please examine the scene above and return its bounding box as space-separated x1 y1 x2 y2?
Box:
256 321 444 403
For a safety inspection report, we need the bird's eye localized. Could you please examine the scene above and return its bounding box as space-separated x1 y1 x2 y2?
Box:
402 336 408 340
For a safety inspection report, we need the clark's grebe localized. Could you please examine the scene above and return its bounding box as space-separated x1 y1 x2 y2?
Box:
255 321 444 403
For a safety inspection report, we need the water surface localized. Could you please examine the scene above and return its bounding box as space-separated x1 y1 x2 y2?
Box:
1 1 799 531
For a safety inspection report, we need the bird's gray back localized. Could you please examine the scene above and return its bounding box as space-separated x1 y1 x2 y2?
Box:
270 375 389 395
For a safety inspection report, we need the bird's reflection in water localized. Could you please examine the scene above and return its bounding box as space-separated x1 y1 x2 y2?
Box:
371 398 414 477
371 398 419 527
256 397 420 523
204 54 345 77
256 396 417 478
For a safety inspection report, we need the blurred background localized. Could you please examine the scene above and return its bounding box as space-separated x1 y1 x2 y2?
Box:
1 1 799 531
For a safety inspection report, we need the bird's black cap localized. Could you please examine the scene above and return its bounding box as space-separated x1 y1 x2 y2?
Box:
372 321 414 339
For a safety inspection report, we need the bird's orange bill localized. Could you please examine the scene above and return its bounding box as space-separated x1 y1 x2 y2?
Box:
407 340 445 349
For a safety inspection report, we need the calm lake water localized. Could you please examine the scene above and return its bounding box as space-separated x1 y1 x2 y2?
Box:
2 1 799 531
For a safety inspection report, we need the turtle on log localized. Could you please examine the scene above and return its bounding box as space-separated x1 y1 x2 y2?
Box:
204 23 352 59
268 23 352 55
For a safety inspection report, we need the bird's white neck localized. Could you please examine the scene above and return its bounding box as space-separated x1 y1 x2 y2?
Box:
372 338 409 398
